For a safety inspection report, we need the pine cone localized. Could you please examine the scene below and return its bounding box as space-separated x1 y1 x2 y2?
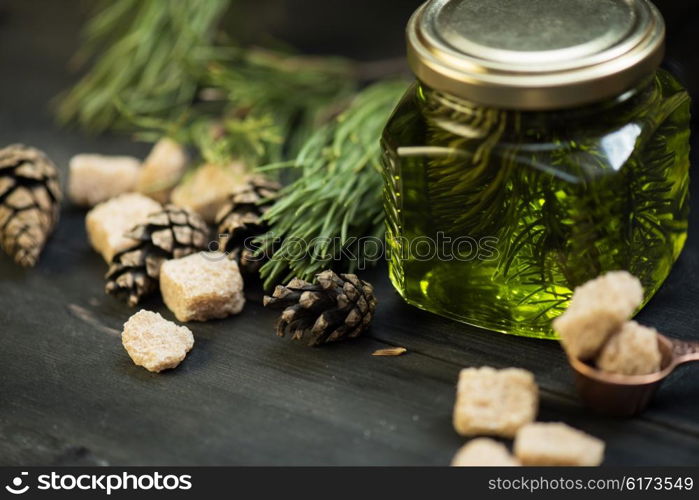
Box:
263 270 377 346
0 144 61 267
105 205 210 306
215 175 281 274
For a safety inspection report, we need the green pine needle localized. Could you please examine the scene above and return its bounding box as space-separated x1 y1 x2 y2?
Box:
58 2 411 287
57 0 358 167
57 0 231 132
256 80 409 288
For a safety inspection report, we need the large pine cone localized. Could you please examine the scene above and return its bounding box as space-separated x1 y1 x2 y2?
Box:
215 175 280 274
105 205 210 306
0 144 61 267
263 270 377 346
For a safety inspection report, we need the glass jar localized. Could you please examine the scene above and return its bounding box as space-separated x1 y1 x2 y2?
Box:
381 0 691 338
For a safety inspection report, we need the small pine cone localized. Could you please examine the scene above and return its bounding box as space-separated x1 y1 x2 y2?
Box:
263 270 377 346
0 144 61 267
215 175 281 274
105 205 210 306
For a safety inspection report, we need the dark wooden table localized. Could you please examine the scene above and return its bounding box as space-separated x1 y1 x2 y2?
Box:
1 1 698 466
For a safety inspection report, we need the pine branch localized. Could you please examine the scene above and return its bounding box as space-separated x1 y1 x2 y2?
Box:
255 80 409 288
57 0 232 132
56 0 358 167
57 2 412 289
202 48 357 165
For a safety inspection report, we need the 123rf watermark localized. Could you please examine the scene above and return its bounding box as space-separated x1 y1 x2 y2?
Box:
4 471 192 496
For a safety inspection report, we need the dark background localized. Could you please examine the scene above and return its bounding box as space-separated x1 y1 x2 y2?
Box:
0 0 698 467
0 0 697 108
227 0 699 116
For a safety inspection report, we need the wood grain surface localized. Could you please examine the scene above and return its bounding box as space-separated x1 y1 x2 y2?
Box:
0 0 697 466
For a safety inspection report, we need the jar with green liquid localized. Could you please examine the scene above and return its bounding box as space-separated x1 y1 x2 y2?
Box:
381 0 691 338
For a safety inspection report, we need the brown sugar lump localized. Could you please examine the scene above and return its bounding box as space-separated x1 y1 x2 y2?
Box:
68 154 141 207
451 438 520 467
170 162 249 222
136 138 188 203
85 193 161 262
453 367 538 438
514 422 605 466
160 252 245 322
553 271 643 360
122 309 194 373
596 321 662 376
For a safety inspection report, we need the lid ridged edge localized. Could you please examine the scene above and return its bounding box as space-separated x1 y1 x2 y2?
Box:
406 0 665 110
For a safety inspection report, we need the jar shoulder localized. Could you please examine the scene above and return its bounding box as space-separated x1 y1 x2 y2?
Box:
382 73 691 180
382 83 426 148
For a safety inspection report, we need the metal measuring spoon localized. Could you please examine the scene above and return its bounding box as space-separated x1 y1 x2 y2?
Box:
567 334 699 416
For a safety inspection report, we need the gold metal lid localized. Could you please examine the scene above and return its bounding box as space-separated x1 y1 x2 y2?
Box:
407 0 665 110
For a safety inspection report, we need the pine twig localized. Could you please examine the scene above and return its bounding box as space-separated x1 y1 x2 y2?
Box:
57 0 231 132
256 80 409 288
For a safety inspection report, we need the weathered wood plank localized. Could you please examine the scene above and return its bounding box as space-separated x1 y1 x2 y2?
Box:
1 0 698 467
367 259 699 438
1 208 698 466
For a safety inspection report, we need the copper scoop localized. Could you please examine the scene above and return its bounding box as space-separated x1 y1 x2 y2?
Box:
568 334 699 417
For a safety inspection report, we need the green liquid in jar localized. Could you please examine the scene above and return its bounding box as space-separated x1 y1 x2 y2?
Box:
381 70 691 338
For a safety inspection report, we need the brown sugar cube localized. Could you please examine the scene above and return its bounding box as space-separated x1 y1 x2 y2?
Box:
554 271 643 360
514 422 605 466
453 367 538 438
68 154 141 207
596 321 662 376
160 252 245 322
122 309 194 373
136 138 189 203
451 438 520 467
170 162 249 222
85 193 161 262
